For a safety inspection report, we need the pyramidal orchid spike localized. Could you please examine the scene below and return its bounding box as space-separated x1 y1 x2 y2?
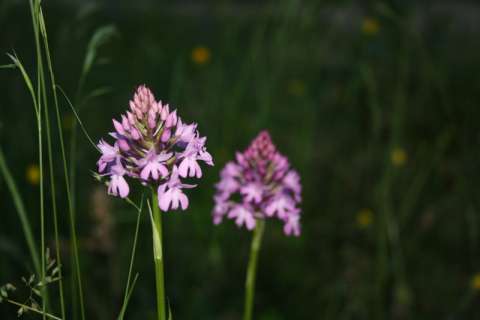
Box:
95 85 213 210
212 130 302 236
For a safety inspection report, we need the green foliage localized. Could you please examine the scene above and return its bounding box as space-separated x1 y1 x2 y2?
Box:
1 1 480 319
0 249 61 319
81 25 118 85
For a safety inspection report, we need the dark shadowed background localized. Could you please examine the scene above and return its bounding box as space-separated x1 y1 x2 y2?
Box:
1 0 480 319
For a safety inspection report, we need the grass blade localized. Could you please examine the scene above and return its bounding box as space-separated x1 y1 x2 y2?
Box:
0 63 16 69
80 25 117 89
6 53 39 116
117 274 140 320
0 147 41 275
38 5 86 319
118 195 144 320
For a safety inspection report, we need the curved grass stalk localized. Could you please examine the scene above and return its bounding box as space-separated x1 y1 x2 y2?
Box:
0 148 40 275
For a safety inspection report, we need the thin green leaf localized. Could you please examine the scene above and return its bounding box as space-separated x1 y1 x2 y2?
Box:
38 7 46 38
0 148 41 275
125 197 142 212
51 266 60 276
5 284 16 291
6 53 39 116
33 288 42 297
147 200 163 261
29 274 35 285
1 287 7 298
120 196 144 320
0 63 16 69
117 273 139 320
81 25 117 80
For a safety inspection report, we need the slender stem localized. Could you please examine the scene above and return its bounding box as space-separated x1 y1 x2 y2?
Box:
151 192 166 320
28 1 46 319
39 6 86 319
121 201 143 314
243 219 265 320
37 91 46 320
42 75 66 318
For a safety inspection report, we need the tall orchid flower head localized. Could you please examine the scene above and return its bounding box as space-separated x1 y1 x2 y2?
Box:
212 131 302 236
95 85 213 211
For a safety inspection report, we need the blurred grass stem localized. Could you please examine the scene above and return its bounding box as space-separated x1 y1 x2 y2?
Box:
0 148 40 274
28 1 47 318
243 219 265 320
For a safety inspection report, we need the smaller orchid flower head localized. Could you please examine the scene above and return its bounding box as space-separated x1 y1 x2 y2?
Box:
212 131 302 236
95 85 213 210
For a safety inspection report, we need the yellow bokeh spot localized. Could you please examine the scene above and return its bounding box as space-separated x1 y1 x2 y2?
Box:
191 46 211 65
356 209 373 228
287 79 306 97
472 273 480 290
362 17 380 36
26 164 40 186
391 148 408 167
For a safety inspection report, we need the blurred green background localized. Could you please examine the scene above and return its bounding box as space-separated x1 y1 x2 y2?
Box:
1 0 480 319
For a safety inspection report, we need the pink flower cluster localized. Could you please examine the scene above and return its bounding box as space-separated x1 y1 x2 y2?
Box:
212 131 302 236
96 85 213 211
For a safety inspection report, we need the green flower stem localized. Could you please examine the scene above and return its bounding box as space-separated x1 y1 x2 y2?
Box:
243 219 266 320
151 192 166 320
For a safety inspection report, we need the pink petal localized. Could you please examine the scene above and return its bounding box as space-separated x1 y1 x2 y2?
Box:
178 158 189 178
245 215 256 230
118 139 130 151
117 176 130 198
113 119 125 135
194 161 202 178
161 129 171 142
158 165 168 178
151 166 159 180
213 215 223 225
131 128 141 140
140 166 151 180
158 190 171 211
235 215 244 228
179 193 189 210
